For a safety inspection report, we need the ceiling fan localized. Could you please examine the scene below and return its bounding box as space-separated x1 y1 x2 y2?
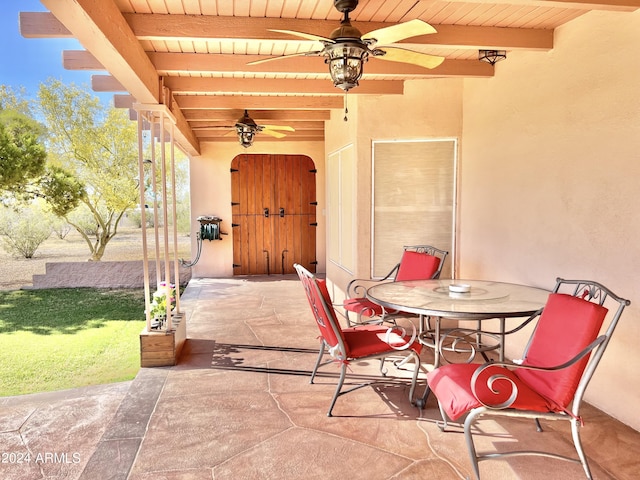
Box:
249 0 445 92
233 110 295 148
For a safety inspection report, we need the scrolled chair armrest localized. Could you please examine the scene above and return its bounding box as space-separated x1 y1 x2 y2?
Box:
470 334 607 410
345 262 400 298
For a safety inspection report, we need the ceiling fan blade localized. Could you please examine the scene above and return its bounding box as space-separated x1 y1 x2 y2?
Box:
260 125 295 132
247 50 324 66
362 19 437 46
260 129 287 139
269 29 334 43
375 46 444 70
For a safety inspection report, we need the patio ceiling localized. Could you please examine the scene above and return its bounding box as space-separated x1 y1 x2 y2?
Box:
20 0 640 156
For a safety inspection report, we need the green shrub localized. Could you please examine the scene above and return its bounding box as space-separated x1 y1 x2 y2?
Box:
0 203 52 258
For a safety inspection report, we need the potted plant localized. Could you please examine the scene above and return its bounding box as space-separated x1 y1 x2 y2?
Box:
148 281 176 329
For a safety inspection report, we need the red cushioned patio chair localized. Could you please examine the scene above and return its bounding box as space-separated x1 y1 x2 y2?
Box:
294 263 423 417
426 278 629 480
341 245 448 326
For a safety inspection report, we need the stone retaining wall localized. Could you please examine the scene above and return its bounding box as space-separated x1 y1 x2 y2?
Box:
31 261 191 289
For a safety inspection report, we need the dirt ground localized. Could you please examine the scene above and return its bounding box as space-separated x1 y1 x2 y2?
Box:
0 223 192 291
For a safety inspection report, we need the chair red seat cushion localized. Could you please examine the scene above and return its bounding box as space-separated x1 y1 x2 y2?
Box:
343 325 423 358
427 363 557 421
343 297 385 317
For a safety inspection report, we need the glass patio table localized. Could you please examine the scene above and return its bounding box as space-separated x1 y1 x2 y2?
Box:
366 279 550 369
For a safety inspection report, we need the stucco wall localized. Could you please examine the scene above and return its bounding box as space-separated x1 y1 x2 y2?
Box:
188 140 326 277
460 10 640 430
324 79 464 298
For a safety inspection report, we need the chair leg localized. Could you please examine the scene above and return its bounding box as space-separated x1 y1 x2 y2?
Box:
327 362 348 417
571 417 593 480
408 351 420 404
464 408 484 480
310 341 326 384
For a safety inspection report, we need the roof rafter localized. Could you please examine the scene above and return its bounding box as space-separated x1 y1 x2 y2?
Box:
22 11 553 51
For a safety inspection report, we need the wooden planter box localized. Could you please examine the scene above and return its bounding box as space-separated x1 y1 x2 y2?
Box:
140 313 186 367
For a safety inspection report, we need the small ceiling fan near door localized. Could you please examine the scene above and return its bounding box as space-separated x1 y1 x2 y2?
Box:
249 0 445 92
229 110 295 148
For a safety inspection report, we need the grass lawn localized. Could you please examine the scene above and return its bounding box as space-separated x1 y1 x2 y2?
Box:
0 288 146 396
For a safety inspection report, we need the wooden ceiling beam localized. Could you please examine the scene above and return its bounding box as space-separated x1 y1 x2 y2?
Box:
23 11 553 50
148 52 494 77
175 95 343 110
124 13 554 50
195 129 324 138
162 77 403 95
183 110 330 121
189 120 325 130
94 74 400 95
64 50 493 78
199 136 324 143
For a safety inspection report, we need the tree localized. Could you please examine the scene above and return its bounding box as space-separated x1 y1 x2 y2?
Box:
38 80 139 261
0 87 47 202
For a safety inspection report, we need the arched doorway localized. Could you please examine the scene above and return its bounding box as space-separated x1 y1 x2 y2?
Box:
231 154 317 275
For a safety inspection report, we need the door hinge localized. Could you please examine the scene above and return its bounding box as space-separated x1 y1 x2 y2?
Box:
310 201 318 206
230 168 239 173
231 223 240 227
232 264 241 268
310 222 318 227
231 202 240 206
309 169 317 173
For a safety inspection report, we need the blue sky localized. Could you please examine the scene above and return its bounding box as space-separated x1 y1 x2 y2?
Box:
0 0 110 105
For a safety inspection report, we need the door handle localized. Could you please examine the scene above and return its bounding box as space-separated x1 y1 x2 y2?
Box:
263 208 269 218
279 208 285 217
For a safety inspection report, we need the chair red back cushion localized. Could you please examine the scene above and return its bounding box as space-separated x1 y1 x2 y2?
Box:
516 293 608 410
395 250 441 281
306 277 345 350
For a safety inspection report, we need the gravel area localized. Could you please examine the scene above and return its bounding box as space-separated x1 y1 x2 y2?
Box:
0 225 191 291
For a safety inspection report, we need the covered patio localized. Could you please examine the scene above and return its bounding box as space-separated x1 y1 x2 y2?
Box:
2 276 639 480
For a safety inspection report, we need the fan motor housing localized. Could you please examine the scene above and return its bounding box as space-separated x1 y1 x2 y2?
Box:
334 0 358 13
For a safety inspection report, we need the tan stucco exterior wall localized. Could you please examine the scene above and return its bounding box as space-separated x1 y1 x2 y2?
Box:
459 10 640 430
324 79 464 298
188 140 326 277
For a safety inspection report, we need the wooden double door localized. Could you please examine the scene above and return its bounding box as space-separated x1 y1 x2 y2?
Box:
231 154 317 275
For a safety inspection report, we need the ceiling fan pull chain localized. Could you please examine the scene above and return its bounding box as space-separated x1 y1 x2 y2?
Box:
343 93 349 122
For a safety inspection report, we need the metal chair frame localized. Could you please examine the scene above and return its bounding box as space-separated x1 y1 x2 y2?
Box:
341 245 448 326
433 278 630 480
295 263 422 417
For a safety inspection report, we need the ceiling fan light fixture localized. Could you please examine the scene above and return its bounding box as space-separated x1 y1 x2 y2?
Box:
479 49 507 65
236 124 256 148
327 43 368 91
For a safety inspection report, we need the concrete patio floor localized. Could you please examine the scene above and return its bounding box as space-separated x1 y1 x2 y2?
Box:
1 275 639 480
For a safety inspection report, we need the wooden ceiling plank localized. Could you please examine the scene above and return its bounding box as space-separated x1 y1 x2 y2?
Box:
443 0 640 11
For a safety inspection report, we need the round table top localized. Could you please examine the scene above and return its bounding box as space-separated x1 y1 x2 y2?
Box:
366 279 550 319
